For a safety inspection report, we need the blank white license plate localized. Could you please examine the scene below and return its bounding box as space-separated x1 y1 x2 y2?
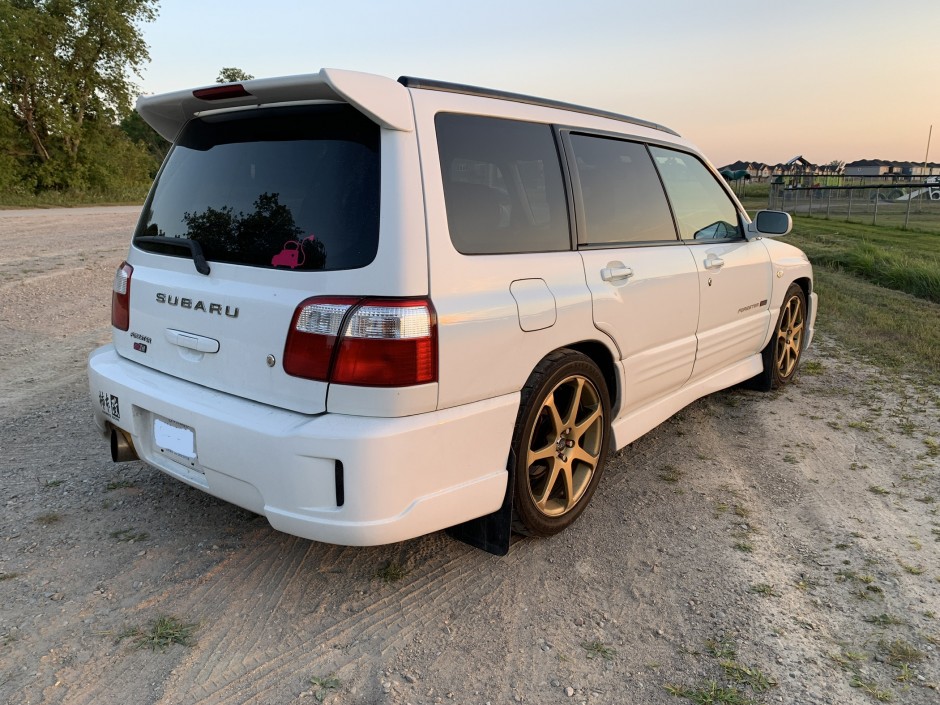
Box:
153 417 196 461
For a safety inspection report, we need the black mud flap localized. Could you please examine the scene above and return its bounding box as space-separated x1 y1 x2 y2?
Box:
445 453 515 556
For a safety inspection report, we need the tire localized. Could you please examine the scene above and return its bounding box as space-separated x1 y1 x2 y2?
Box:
511 350 611 537
748 283 807 391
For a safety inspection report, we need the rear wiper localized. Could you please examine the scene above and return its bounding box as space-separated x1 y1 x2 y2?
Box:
135 236 211 275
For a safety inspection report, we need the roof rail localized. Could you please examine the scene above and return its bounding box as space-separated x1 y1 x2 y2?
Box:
398 76 679 137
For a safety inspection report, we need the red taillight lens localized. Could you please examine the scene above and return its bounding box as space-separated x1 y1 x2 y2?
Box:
111 262 133 331
283 297 438 387
283 297 359 381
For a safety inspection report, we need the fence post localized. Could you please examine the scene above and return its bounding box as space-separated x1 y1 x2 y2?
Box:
872 188 879 226
847 188 853 220
826 189 832 219
794 188 799 218
904 183 914 229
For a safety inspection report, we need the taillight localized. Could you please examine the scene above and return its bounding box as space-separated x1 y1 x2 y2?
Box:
111 262 133 331
283 297 437 387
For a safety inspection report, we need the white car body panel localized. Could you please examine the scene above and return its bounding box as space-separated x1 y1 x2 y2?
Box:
687 238 773 381
89 346 515 545
579 245 699 415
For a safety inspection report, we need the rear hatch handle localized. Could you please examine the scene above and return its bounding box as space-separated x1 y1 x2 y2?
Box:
136 236 211 275
165 329 220 353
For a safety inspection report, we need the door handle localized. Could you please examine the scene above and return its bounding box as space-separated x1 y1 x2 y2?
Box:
600 265 634 282
704 254 725 270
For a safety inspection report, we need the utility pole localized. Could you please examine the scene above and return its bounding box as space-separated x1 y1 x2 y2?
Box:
924 125 933 175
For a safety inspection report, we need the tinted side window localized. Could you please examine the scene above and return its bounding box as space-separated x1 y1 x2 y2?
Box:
435 114 570 254
569 134 677 245
649 146 741 241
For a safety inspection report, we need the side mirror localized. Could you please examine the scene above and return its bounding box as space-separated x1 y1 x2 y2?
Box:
747 210 792 239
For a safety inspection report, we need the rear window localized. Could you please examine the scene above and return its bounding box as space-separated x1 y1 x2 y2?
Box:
135 104 380 271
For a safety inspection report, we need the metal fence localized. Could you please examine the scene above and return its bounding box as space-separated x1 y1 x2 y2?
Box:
769 180 940 232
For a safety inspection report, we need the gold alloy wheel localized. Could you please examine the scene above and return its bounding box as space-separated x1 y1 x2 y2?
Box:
525 374 604 517
774 292 805 378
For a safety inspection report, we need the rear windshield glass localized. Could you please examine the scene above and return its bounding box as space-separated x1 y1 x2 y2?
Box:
134 104 380 271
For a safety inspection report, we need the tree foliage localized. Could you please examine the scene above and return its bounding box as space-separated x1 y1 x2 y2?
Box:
217 67 254 84
0 0 160 196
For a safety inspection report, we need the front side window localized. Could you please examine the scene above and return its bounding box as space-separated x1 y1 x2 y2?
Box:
436 114 570 254
649 146 741 241
568 134 677 245
135 104 380 271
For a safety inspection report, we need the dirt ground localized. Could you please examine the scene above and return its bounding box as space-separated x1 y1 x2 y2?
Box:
1 207 938 705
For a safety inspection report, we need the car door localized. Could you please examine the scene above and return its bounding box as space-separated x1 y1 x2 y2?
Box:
565 133 700 415
649 146 773 380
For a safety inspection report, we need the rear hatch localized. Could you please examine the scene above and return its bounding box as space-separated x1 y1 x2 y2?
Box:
118 103 380 414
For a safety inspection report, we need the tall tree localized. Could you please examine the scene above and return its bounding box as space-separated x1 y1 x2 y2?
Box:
0 0 158 188
217 67 254 83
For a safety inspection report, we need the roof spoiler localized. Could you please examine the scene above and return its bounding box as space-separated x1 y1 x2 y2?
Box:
137 68 415 141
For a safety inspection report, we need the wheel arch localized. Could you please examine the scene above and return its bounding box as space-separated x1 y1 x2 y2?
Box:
554 339 619 411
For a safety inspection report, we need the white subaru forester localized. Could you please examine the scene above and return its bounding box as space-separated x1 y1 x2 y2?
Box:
88 69 817 554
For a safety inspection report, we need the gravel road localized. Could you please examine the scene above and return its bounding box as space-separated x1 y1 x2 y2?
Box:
1 207 937 705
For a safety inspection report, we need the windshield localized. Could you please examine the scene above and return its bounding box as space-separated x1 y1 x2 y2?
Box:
134 104 380 271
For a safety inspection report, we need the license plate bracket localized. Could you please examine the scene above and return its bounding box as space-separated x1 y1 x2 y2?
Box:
153 416 198 467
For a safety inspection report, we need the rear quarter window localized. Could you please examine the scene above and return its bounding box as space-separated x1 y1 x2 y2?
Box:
435 114 570 254
135 104 380 271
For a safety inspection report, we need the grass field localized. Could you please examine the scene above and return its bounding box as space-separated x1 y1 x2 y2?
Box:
739 202 940 382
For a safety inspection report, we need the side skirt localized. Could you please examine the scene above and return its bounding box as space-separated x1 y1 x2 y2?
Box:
610 354 763 451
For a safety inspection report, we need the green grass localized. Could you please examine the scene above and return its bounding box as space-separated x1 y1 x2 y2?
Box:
735 211 940 379
581 640 617 660
309 674 341 701
374 561 408 584
807 267 940 379
121 616 198 651
863 613 905 627
787 218 940 303
106 480 136 491
658 465 683 483
110 528 149 543
665 681 753 704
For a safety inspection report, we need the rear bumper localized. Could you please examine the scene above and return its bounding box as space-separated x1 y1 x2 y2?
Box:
88 346 517 546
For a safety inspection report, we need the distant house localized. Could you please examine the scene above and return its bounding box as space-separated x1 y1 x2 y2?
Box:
844 159 940 177
718 156 830 181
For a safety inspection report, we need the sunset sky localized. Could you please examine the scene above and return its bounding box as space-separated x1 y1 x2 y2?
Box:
138 0 940 168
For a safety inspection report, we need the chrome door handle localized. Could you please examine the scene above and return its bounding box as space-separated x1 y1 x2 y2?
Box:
600 265 634 282
704 255 725 270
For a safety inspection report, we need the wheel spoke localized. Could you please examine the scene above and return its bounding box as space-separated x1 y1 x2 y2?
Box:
527 441 557 465
558 464 575 512
569 444 599 466
560 378 585 428
573 405 602 440
543 396 564 437
532 458 561 511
